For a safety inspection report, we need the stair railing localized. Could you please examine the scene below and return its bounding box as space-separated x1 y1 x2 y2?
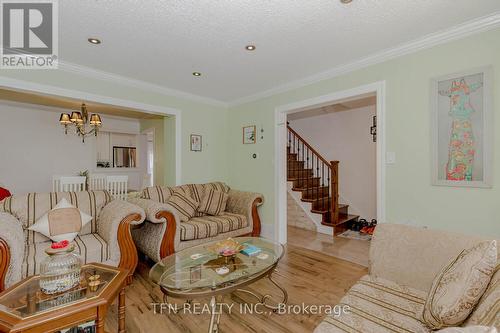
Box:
287 125 339 225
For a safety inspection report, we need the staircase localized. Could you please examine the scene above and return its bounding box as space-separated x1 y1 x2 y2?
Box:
287 125 359 235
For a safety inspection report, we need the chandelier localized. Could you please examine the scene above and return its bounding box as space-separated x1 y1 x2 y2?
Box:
58 103 102 143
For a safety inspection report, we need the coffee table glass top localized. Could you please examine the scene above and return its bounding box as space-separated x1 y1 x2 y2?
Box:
0 264 119 318
150 237 284 291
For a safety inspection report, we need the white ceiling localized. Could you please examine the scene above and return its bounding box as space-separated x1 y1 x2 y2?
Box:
288 95 376 121
59 1 500 103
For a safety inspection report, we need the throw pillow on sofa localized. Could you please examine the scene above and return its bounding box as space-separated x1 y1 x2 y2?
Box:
198 188 228 216
421 240 497 329
464 264 500 327
167 191 198 222
28 198 92 242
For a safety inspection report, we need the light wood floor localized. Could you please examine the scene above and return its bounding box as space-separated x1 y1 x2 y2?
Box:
287 226 371 267
104 245 368 333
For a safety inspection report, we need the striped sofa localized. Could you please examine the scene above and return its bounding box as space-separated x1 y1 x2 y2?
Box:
0 190 145 290
314 224 499 333
129 182 264 262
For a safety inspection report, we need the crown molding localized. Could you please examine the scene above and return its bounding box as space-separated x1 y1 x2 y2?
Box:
228 12 500 107
57 61 228 108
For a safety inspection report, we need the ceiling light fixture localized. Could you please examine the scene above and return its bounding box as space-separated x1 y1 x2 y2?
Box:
192 72 202 77
59 103 102 143
88 38 101 45
245 45 256 51
340 0 352 3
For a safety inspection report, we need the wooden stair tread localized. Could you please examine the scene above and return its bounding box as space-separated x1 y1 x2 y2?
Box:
306 203 348 211
321 214 359 227
293 185 328 191
287 176 319 182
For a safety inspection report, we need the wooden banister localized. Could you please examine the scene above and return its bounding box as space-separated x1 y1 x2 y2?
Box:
287 124 341 227
330 161 339 225
287 126 331 166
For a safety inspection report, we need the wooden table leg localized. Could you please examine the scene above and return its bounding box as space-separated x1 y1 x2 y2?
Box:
96 305 106 333
118 287 126 333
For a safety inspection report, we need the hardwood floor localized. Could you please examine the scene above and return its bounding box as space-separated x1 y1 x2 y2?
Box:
287 226 370 267
104 244 368 333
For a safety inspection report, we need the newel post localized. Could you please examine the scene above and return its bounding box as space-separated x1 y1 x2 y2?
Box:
330 161 339 225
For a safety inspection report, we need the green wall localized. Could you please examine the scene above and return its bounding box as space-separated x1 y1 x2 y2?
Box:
0 68 229 186
227 28 500 237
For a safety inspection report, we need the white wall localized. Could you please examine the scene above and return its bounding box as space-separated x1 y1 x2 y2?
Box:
0 101 146 194
288 105 377 220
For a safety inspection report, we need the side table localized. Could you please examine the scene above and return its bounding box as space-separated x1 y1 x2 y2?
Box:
0 263 128 333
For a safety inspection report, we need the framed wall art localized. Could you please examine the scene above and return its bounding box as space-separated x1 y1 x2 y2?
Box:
430 66 493 187
190 134 202 152
243 125 256 144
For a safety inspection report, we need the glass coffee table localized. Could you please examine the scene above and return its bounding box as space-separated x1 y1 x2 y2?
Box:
150 237 287 332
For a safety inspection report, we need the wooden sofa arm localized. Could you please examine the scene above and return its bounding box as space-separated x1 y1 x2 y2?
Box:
226 190 264 237
129 198 179 261
0 213 24 292
97 200 145 285
0 239 10 292
251 197 263 237
157 211 177 258
117 213 145 284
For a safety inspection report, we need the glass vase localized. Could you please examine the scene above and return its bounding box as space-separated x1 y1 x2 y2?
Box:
39 245 82 294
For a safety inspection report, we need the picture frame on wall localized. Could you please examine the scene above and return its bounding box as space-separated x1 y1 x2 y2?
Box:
243 125 256 144
190 134 202 152
430 66 493 188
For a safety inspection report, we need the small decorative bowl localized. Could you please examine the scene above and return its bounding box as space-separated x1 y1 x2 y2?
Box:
88 280 100 292
87 274 101 292
207 238 245 257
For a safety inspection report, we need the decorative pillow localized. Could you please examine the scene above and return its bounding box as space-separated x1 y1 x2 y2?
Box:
198 188 228 216
465 265 500 328
0 187 11 201
205 182 230 193
167 191 198 222
28 198 92 242
421 240 497 329
186 183 206 217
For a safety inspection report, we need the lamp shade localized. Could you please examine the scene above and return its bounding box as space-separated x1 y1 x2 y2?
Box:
59 113 71 124
89 114 102 126
70 111 83 123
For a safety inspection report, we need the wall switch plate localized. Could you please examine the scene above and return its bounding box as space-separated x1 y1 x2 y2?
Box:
386 152 396 164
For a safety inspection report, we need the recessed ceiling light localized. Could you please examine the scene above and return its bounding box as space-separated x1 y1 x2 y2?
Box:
192 72 202 77
340 0 352 3
245 45 256 51
88 38 101 45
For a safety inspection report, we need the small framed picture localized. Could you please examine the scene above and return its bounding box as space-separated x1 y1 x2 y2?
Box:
190 134 202 152
243 125 256 144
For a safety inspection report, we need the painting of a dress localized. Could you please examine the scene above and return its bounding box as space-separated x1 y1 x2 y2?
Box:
439 79 482 181
431 67 492 188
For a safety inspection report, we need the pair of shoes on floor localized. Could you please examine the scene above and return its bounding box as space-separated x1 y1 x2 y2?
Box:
351 218 368 232
360 219 377 235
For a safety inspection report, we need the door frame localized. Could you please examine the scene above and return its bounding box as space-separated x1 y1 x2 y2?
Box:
0 76 182 185
141 127 155 186
274 81 386 244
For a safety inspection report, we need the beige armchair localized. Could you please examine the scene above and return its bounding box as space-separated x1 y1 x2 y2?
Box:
130 182 264 262
0 190 145 290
